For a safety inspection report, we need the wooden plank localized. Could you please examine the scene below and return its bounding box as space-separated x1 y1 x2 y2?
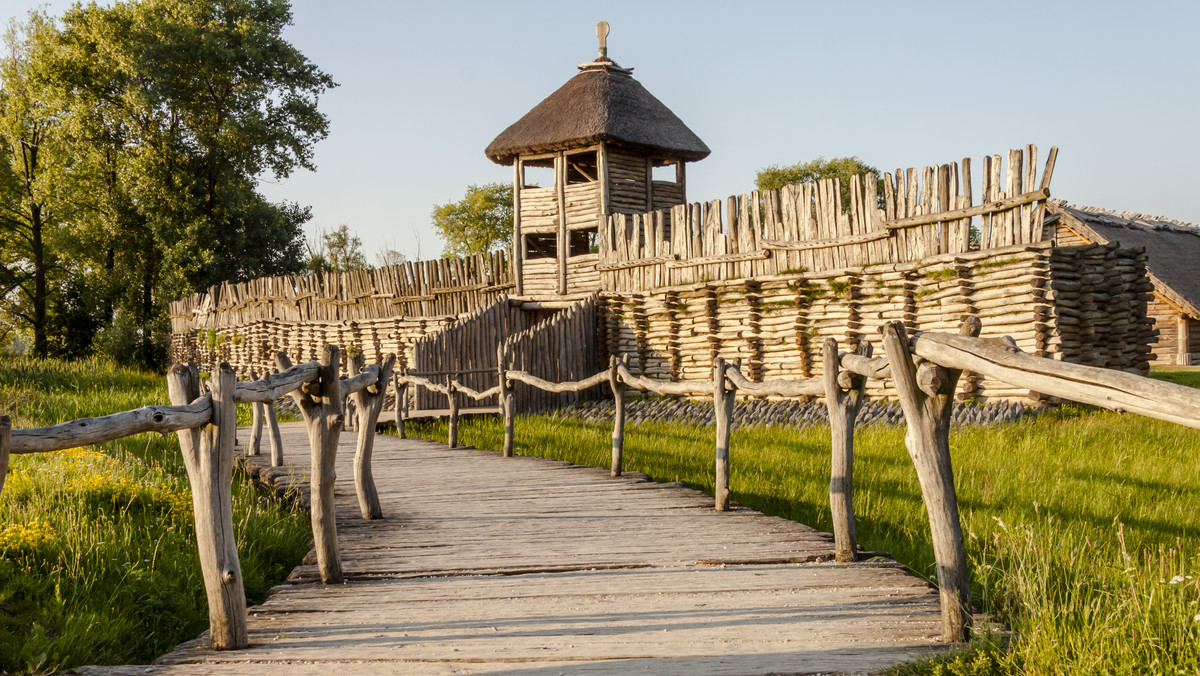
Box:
150 424 945 673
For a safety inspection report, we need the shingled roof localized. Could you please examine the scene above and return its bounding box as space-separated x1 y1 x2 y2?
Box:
1048 202 1200 317
485 58 710 166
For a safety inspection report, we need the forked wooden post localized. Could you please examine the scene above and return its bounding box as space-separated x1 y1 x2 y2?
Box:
713 356 734 512
823 338 869 562
248 370 263 456
609 355 626 477
166 363 248 650
879 317 980 642
497 344 515 458
266 391 283 467
276 346 344 585
0 415 10 503
394 372 407 439
348 352 396 520
447 381 460 449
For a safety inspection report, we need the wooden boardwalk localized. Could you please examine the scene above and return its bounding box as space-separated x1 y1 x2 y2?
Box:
98 422 946 675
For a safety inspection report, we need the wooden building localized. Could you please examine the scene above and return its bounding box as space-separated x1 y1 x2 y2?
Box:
1046 202 1200 365
485 23 710 297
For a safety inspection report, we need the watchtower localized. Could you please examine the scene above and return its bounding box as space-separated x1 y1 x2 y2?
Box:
485 22 710 297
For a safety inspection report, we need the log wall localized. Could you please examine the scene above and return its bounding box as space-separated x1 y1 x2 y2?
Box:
597 241 1154 403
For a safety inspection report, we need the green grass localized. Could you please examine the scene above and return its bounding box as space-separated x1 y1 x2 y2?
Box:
406 390 1200 674
0 357 310 674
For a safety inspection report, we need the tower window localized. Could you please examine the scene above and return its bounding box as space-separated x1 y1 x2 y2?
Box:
565 151 598 184
569 228 598 256
525 233 557 259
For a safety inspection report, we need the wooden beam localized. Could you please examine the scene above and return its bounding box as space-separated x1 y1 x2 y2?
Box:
762 230 891 252
885 188 1050 230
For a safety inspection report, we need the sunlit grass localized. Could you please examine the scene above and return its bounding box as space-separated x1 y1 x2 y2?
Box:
0 357 310 674
407 388 1200 674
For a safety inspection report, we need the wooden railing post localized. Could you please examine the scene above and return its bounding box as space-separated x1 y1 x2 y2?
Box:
713 356 734 511
823 338 869 562
166 363 248 650
394 372 407 439
447 381 459 449
348 352 396 520
0 415 10 503
248 370 263 457
498 344 514 458
276 346 344 584
609 355 626 477
879 318 980 643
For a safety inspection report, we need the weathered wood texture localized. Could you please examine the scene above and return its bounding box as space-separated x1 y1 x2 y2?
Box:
500 297 604 412
599 146 1056 292
276 347 345 585
149 425 946 673
599 242 1154 402
168 250 512 375
407 298 531 411
166 364 248 651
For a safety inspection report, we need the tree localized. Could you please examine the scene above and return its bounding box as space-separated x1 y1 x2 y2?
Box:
755 156 882 212
0 0 334 367
0 12 67 358
432 182 513 256
306 225 367 274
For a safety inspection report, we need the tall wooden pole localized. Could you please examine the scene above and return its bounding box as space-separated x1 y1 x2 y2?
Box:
166 363 248 650
879 317 980 642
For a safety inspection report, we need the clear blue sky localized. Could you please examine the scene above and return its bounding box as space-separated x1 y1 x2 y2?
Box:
4 0 1199 261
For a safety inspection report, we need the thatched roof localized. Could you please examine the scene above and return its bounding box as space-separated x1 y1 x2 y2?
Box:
1048 202 1200 317
485 59 710 166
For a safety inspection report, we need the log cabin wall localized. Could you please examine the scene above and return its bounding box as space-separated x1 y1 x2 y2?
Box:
1145 294 1200 366
597 241 1154 403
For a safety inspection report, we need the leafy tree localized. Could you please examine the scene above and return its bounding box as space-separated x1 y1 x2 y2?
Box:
0 12 67 358
755 156 882 211
0 0 334 367
306 225 367 274
432 182 513 256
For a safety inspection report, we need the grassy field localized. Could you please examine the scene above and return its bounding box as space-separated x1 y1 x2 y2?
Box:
406 374 1200 675
0 358 310 674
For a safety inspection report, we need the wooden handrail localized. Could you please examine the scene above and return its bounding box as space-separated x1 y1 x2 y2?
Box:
615 364 711 396
11 397 215 455
723 368 823 397
506 369 609 394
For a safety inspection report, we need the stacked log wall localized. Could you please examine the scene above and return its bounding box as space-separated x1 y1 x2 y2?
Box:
599 242 1154 403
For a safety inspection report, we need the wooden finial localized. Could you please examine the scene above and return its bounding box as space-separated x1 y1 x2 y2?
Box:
596 21 610 59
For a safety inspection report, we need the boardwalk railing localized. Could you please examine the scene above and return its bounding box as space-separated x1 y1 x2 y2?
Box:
0 347 395 651
398 317 1200 644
